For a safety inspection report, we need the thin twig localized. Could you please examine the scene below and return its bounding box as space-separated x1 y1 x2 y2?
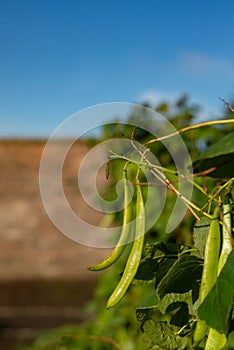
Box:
145 119 234 145
219 97 234 113
130 139 200 220
59 334 122 350
109 142 225 220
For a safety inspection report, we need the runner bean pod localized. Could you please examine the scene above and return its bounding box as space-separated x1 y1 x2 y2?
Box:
88 168 132 271
106 178 145 309
193 206 221 347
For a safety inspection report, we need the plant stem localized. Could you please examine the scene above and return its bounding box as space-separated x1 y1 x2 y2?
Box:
145 119 234 145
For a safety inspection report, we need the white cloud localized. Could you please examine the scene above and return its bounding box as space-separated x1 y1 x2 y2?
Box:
177 51 234 77
137 89 180 106
137 88 222 122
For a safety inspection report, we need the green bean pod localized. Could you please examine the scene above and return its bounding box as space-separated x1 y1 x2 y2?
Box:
204 203 233 350
106 180 145 309
218 203 233 274
88 169 132 271
193 206 221 347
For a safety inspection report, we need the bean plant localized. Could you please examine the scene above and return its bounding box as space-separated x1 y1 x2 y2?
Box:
89 100 234 350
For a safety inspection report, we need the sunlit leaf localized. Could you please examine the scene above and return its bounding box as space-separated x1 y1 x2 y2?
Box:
142 320 178 349
198 250 234 333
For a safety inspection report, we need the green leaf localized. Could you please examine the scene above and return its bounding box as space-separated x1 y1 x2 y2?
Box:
145 242 181 259
157 255 203 299
136 306 154 322
142 320 178 349
193 217 210 258
138 243 180 287
198 249 234 333
159 291 194 315
192 132 234 178
155 257 179 289
142 320 188 349
159 292 194 329
170 303 189 328
134 258 158 282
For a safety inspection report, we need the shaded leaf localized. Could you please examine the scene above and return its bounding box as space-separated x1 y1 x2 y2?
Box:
145 242 181 259
139 243 180 287
153 244 181 289
192 132 234 178
157 255 203 299
155 257 178 289
136 306 154 322
198 250 234 333
170 303 189 328
154 243 182 256
193 217 210 258
134 258 158 282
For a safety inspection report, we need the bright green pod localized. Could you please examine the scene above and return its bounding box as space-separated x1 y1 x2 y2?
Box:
88 169 132 271
204 203 233 350
106 180 145 309
194 206 221 347
217 203 233 274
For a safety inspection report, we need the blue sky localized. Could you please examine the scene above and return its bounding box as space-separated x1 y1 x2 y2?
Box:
1 0 234 138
